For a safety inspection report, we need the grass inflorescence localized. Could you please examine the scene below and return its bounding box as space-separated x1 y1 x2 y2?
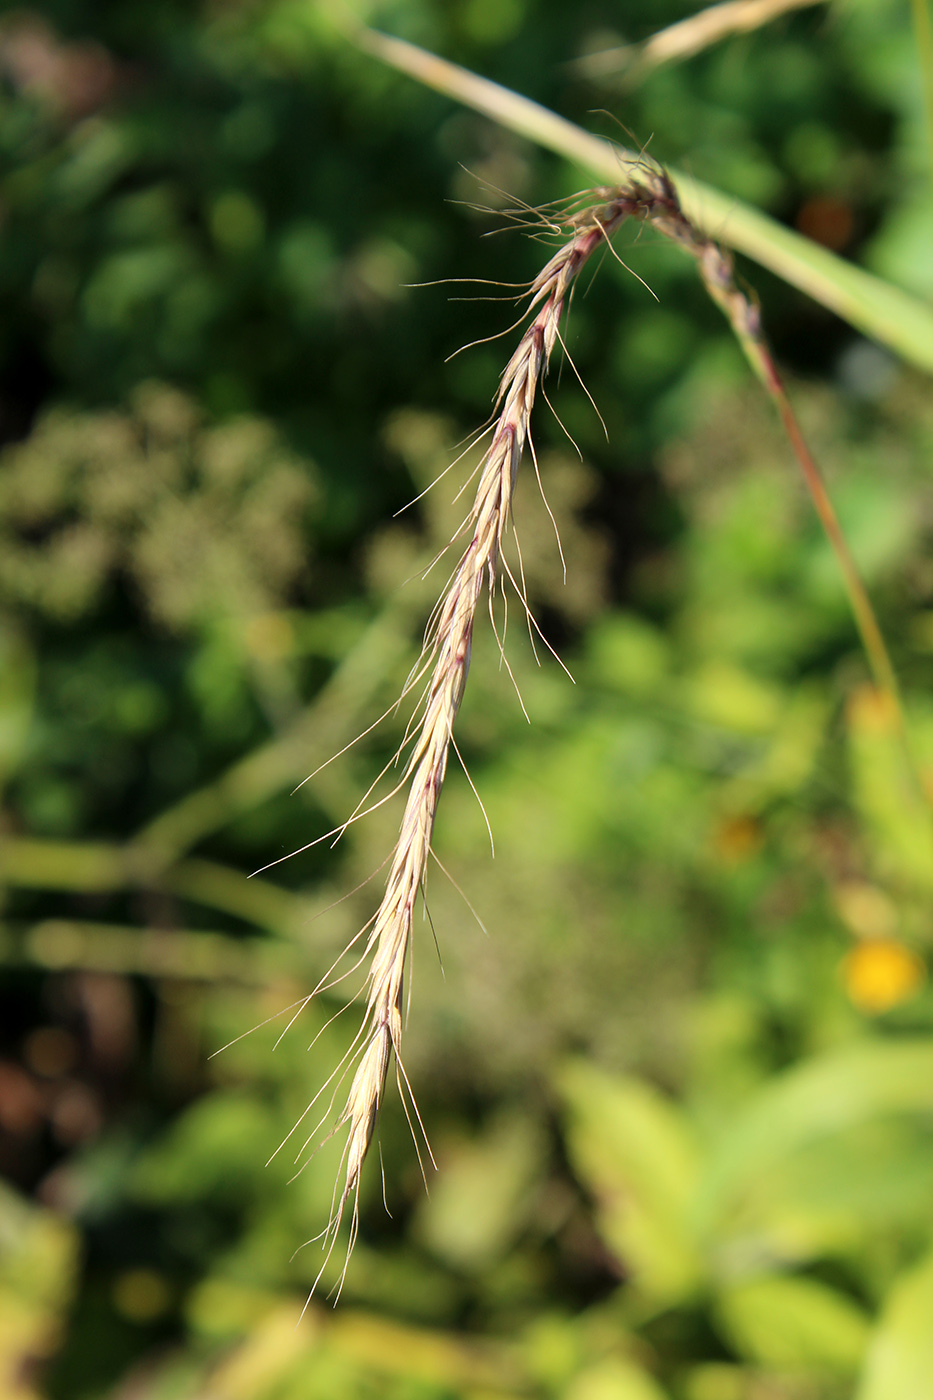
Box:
299 158 916 1296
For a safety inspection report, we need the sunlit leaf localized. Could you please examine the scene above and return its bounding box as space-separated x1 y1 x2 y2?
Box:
715 1272 870 1372
556 1060 703 1302
0 1183 79 1400
566 1355 671 1400
846 684 933 893
697 1038 933 1239
856 1248 933 1400
413 1113 545 1271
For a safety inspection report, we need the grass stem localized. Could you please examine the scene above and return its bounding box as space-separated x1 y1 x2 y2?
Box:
910 0 933 177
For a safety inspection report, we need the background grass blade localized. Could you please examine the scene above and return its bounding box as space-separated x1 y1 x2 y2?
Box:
571 0 827 80
910 0 933 177
355 25 933 373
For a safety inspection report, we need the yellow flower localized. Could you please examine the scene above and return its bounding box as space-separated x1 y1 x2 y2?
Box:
842 939 925 1014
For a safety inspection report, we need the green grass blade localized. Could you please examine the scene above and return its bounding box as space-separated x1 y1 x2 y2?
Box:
857 1248 933 1400
910 0 933 178
355 26 933 374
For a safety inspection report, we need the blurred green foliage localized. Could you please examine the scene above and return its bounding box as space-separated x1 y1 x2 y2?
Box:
2 1 933 1399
